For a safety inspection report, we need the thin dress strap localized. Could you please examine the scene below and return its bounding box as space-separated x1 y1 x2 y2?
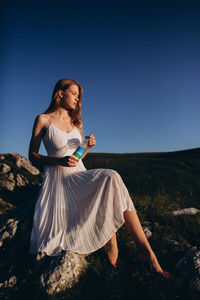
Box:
47 114 52 125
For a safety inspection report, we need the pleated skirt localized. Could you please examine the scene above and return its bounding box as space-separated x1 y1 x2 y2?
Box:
29 164 136 256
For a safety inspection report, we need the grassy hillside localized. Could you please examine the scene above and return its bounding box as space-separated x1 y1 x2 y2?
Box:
51 148 200 300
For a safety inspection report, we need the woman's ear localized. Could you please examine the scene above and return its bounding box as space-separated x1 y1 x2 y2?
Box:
58 90 63 98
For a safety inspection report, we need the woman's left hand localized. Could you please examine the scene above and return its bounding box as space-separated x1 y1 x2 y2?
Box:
87 134 96 149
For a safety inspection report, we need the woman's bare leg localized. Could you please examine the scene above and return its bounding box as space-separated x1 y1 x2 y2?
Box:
123 210 169 277
103 233 127 268
103 233 118 267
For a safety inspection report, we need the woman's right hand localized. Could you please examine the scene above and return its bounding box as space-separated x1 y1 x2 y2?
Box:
59 155 79 167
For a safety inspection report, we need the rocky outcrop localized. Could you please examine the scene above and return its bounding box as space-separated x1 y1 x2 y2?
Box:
0 153 39 175
13 154 40 175
0 153 41 193
175 247 200 291
0 153 89 298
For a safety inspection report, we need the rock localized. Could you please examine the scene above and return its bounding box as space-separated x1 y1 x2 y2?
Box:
0 275 17 289
172 208 200 216
0 153 41 194
38 250 88 295
126 221 152 245
16 174 29 187
175 247 200 291
143 227 152 239
0 177 15 191
0 163 11 173
142 222 152 239
8 172 14 181
0 198 16 215
14 154 40 175
0 218 19 247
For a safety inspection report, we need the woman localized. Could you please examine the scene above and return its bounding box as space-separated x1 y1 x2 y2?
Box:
28 78 169 278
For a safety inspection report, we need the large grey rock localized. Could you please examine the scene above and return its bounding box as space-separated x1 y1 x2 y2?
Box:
37 250 88 295
0 211 89 298
175 247 200 291
13 153 40 175
0 153 41 194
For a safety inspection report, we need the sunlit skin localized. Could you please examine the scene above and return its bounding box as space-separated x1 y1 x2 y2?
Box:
59 84 80 111
29 84 170 278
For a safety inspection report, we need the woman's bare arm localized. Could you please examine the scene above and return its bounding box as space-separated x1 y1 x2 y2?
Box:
28 114 78 168
28 114 61 168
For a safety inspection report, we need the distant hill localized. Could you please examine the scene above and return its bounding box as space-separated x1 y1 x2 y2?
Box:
83 148 200 208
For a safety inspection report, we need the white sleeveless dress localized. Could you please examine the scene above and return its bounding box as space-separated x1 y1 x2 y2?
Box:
29 116 136 256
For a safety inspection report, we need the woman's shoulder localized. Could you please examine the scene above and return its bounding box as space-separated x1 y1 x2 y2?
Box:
34 113 50 129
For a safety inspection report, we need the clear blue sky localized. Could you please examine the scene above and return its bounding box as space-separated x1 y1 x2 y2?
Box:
1 0 199 159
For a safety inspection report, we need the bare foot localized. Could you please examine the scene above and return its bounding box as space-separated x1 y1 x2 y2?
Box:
138 249 170 278
103 241 119 267
103 243 126 268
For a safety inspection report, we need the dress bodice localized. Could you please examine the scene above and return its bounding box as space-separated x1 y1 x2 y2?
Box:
43 123 82 158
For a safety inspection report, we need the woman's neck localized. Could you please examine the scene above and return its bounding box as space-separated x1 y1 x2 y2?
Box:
52 108 71 121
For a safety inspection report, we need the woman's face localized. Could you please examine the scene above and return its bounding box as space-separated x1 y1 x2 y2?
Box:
60 84 80 110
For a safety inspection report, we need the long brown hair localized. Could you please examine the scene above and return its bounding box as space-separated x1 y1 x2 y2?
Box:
43 78 83 136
